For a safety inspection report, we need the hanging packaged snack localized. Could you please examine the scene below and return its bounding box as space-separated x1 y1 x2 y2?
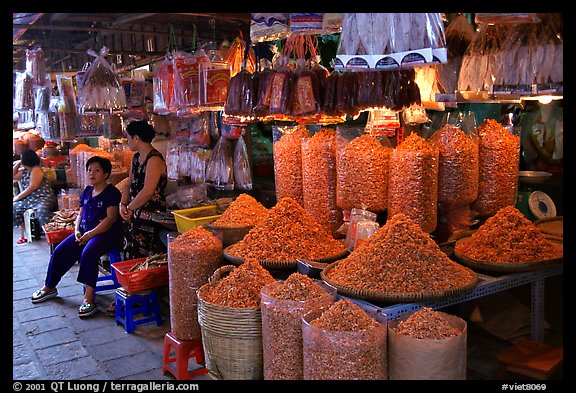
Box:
356 70 384 111
76 47 127 113
56 74 80 141
253 59 274 118
290 35 322 119
172 49 203 115
321 70 342 117
335 71 359 117
198 50 231 112
224 36 256 77
336 128 392 213
205 135 234 191
267 55 295 118
165 140 180 181
233 133 253 191
224 39 255 120
301 129 343 238
188 112 212 148
152 55 176 115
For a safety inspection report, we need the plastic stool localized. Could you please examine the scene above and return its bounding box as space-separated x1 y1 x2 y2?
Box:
94 247 122 293
162 332 208 380
115 288 163 334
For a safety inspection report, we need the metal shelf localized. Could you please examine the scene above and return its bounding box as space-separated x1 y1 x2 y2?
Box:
340 264 563 343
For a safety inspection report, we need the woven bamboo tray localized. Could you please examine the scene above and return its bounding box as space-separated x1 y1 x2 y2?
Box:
223 246 349 269
320 260 479 303
453 235 563 273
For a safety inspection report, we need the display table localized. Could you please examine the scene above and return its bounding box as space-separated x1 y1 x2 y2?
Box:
341 265 563 343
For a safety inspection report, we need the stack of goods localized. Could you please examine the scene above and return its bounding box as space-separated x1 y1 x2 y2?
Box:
301 129 343 237
455 206 563 264
43 209 78 232
336 131 392 213
388 133 439 233
388 307 467 380
273 125 311 207
428 124 479 234
260 273 335 380
302 299 387 380
197 259 275 380
208 193 269 246
323 213 477 300
224 197 347 267
472 119 520 217
167 227 222 341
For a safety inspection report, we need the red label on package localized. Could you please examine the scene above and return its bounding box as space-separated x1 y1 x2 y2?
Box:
203 68 230 105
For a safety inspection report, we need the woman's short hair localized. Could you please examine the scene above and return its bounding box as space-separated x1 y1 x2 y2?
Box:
125 120 156 143
20 149 41 167
86 155 112 178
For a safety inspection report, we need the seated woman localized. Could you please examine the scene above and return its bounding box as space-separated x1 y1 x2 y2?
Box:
13 149 58 244
31 156 123 318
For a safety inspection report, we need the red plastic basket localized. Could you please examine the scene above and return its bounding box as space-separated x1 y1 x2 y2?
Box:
112 258 169 293
43 226 74 245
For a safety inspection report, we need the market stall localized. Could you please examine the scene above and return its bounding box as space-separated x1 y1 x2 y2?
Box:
12 12 563 381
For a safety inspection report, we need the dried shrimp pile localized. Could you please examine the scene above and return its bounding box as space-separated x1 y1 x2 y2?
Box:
310 299 379 332
265 273 328 302
325 213 477 294
201 258 275 308
226 197 346 262
210 193 268 227
455 206 563 262
393 307 462 339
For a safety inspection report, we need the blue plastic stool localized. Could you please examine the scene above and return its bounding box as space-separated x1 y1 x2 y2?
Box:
115 288 163 334
94 247 122 293
82 247 122 295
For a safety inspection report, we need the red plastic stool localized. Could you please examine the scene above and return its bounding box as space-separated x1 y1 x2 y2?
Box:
162 332 208 380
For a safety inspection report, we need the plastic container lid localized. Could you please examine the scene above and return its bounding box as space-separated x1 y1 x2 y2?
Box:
528 191 556 219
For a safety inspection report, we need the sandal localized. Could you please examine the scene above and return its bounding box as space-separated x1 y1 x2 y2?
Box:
78 301 98 318
106 301 116 317
17 237 28 245
31 288 58 304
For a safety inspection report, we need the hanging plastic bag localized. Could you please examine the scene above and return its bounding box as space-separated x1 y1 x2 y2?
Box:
25 46 46 86
56 75 79 141
153 54 176 114
14 71 35 111
205 135 234 190
77 46 127 113
233 133 253 190
172 49 202 114
199 50 231 111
